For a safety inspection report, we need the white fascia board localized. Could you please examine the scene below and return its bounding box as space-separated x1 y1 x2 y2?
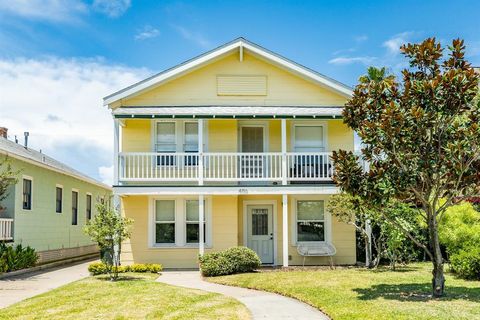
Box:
113 185 340 196
103 41 242 106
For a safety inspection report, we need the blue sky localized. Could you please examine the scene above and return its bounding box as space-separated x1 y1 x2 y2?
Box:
0 0 479 183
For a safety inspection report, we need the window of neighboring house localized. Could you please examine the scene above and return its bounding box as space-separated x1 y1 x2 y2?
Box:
72 191 78 225
185 200 206 244
296 200 325 242
155 200 176 244
22 178 32 210
55 186 63 213
294 125 324 152
86 194 92 221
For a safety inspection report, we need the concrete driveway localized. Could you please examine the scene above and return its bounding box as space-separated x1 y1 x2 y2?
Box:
0 260 92 309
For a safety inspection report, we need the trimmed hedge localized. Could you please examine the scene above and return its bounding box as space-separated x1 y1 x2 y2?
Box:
0 243 38 273
88 262 162 275
450 246 480 280
199 246 261 277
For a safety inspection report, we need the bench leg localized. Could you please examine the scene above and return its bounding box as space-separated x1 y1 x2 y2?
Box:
329 256 334 269
303 255 306 267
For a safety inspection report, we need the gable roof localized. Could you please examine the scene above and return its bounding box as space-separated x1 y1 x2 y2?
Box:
0 137 111 190
104 37 353 107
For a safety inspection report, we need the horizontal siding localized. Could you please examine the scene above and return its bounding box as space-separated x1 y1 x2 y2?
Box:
217 75 267 96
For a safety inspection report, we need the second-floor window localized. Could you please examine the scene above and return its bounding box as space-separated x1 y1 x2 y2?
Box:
72 191 78 225
293 124 325 152
156 121 199 166
55 186 63 213
23 178 32 210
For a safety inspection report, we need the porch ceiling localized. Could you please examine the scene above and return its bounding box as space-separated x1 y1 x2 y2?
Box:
112 106 343 119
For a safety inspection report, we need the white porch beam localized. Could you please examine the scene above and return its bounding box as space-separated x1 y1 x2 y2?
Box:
282 194 289 267
113 118 120 186
198 119 204 186
281 119 287 185
199 194 205 256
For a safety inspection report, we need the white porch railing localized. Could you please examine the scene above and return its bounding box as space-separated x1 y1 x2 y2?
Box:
0 218 13 241
118 152 335 183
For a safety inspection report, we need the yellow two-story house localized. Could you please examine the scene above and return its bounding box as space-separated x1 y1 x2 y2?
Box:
104 38 356 268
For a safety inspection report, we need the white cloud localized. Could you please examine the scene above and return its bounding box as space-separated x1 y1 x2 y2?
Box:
172 25 211 48
92 0 131 18
383 32 413 55
135 25 160 41
355 35 368 43
98 165 114 185
328 56 376 65
0 0 87 22
0 57 150 181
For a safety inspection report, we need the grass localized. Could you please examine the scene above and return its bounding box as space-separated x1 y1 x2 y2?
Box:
0 273 250 320
208 263 480 320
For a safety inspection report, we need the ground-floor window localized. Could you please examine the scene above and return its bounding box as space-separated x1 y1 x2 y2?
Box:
296 200 325 242
152 197 210 247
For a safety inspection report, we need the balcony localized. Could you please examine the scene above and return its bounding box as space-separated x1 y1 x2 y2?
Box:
118 152 335 184
0 218 13 241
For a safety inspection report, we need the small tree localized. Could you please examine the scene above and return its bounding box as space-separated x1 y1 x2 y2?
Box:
0 156 18 206
333 38 480 297
84 199 133 280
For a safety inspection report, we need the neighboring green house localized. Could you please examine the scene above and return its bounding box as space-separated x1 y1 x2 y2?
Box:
0 128 111 264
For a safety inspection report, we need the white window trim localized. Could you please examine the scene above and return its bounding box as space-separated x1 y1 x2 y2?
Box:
151 119 208 153
148 196 212 249
290 196 332 246
238 120 269 152
55 184 63 214
291 120 328 152
21 175 33 211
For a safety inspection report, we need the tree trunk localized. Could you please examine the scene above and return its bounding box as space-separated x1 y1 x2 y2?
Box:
428 210 445 297
365 236 373 268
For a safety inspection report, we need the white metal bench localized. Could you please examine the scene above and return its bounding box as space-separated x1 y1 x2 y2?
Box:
297 242 336 268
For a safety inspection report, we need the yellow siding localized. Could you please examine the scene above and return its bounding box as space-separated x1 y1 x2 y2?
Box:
208 120 237 152
121 195 238 269
327 120 354 152
122 120 151 152
122 52 346 107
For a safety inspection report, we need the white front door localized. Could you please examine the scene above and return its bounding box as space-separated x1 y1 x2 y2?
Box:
247 205 274 264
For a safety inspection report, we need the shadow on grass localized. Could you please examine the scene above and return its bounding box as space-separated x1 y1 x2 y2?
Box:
354 283 480 302
94 275 146 282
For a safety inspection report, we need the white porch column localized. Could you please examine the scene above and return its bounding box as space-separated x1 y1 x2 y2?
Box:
198 119 204 186
113 118 120 186
282 194 289 267
199 194 205 256
281 119 287 185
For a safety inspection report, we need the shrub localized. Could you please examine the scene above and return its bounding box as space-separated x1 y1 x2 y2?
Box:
88 262 162 275
450 246 480 280
0 243 38 273
199 246 261 277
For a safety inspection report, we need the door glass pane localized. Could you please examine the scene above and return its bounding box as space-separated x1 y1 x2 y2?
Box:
252 208 268 235
155 200 175 221
295 126 323 151
156 122 176 152
297 201 324 220
184 122 198 152
186 200 199 221
297 221 325 241
156 223 175 243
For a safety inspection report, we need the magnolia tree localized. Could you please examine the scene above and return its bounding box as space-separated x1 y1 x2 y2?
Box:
332 38 480 297
0 156 18 206
84 199 133 281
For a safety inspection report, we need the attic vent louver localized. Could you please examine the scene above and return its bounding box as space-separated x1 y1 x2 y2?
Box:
217 75 267 96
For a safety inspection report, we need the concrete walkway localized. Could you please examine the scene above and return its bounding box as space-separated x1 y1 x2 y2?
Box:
0 260 92 308
158 271 329 320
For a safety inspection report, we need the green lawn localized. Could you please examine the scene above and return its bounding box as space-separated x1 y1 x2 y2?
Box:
208 263 480 320
0 273 250 320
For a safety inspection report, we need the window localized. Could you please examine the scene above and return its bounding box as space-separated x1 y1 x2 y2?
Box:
72 191 78 225
22 178 32 210
294 125 324 152
155 200 175 244
185 200 206 243
296 200 325 242
86 194 92 220
184 122 199 166
55 186 63 213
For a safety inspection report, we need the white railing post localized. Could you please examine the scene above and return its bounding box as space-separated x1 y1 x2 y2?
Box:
113 118 120 186
282 194 289 267
199 194 205 256
281 119 287 185
198 119 204 185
